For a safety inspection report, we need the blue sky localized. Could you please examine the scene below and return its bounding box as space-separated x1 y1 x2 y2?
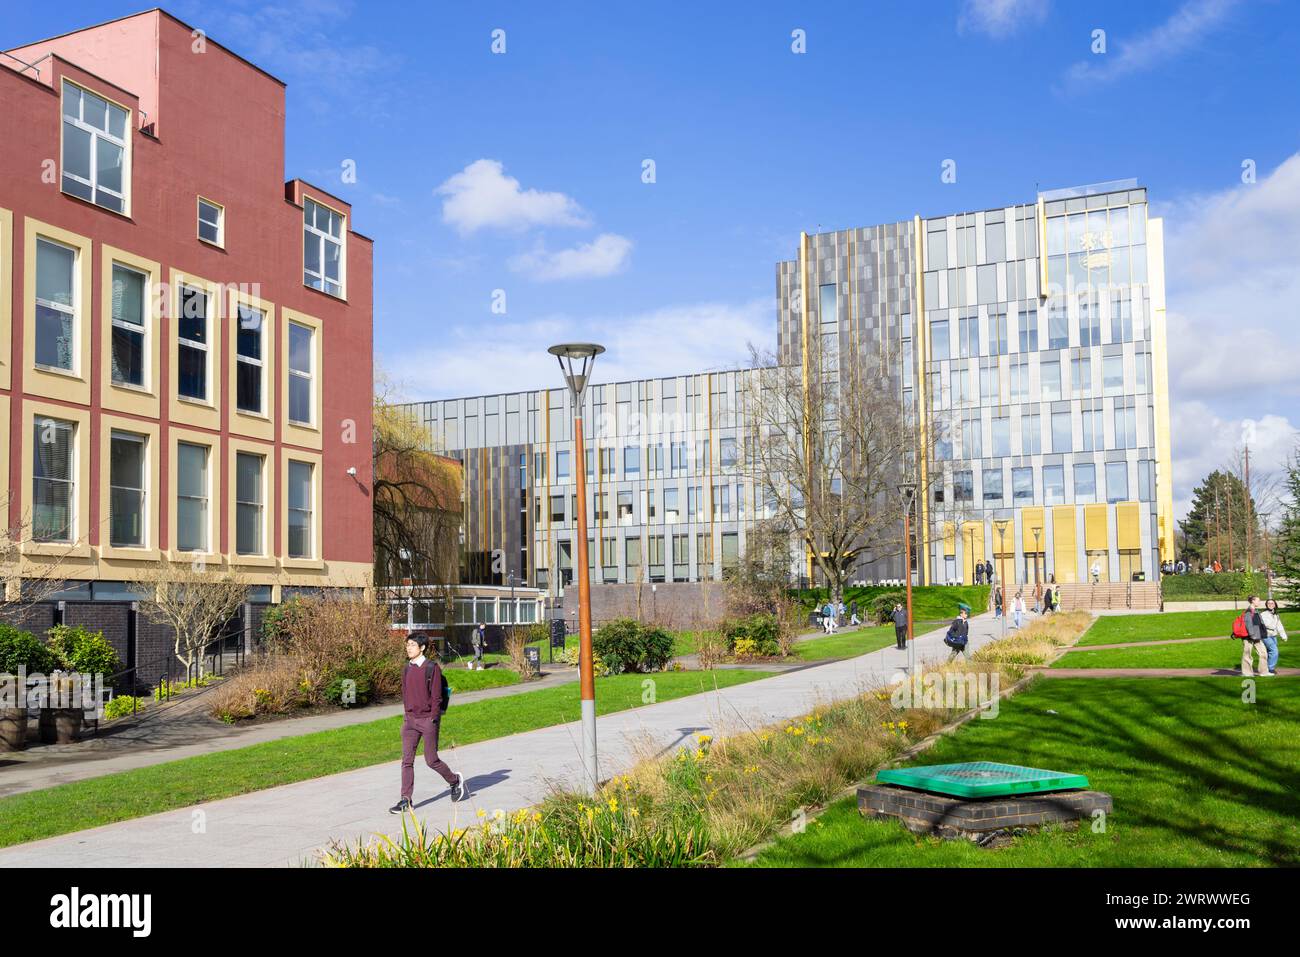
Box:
6 0 1299 519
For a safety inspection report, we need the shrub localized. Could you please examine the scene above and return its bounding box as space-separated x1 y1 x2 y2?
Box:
868 592 906 624
695 629 728 670
591 619 674 674
324 671 373 707
505 630 538 679
261 596 307 646
732 638 760 660
209 595 399 721
721 614 783 657
1160 571 1249 600
103 695 143 720
46 624 122 677
0 624 59 675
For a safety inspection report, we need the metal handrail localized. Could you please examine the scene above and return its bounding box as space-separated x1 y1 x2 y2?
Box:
0 51 45 79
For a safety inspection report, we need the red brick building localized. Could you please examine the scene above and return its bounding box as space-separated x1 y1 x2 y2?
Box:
0 10 374 671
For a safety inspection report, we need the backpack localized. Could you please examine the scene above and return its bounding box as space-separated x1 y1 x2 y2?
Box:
424 660 451 715
1231 614 1250 640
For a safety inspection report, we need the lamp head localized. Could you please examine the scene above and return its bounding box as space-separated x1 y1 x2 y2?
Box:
548 343 605 402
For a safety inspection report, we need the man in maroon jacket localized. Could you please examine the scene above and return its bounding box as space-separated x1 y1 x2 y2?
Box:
390 634 469 814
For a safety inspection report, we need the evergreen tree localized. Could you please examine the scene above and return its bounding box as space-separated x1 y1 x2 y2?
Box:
1271 451 1300 609
1178 469 1257 568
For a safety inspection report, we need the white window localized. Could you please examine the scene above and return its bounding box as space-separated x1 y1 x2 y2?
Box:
197 198 223 246
110 263 146 387
303 197 344 297
236 304 265 414
176 442 209 552
288 322 313 424
61 82 129 213
235 452 264 555
177 286 209 401
287 460 314 558
35 238 76 371
109 431 146 547
33 418 76 543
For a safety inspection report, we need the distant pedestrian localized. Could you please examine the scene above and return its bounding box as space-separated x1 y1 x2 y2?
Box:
892 602 908 651
944 607 971 661
471 622 486 670
1261 598 1289 675
390 634 469 814
974 562 984 585
1237 596 1272 677
822 601 836 634
1012 592 1026 629
1043 585 1054 615
1033 581 1044 614
993 585 1003 619
1090 561 1101 584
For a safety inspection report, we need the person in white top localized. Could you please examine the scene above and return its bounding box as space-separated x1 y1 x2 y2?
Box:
1261 598 1289 675
1012 591 1027 629
1090 561 1101 584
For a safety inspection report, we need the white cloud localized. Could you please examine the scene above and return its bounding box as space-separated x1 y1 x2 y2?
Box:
435 160 591 235
957 0 1049 38
382 299 771 403
508 234 633 281
1161 152 1300 402
1170 401 1297 523
1062 0 1241 88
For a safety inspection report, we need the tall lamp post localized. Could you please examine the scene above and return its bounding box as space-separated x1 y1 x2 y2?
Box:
548 342 605 794
994 519 1010 640
898 482 917 675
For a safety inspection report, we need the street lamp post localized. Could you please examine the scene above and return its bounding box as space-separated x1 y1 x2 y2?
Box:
994 519 1010 640
1031 525 1042 610
549 342 605 794
898 483 917 675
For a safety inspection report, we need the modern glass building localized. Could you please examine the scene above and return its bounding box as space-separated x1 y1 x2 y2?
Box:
404 179 1174 595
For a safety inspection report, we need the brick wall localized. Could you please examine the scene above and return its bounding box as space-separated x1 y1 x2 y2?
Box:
62 602 131 667
581 582 730 630
0 603 56 634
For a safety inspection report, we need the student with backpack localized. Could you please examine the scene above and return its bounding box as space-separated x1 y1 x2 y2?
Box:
1233 597 1272 678
391 634 469 814
943 607 970 661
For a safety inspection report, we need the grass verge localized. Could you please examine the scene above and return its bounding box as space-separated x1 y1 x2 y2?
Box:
1053 636 1291 670
0 670 767 850
1074 610 1299 647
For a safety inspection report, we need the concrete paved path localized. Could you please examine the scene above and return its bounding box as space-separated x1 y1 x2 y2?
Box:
0 613 1006 868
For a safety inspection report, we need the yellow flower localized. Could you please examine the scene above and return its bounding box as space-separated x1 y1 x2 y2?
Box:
630 808 640 818
705 774 713 784
476 808 487 818
697 734 712 745
694 748 705 761
607 797 619 813
899 720 909 730
585 808 595 824
532 812 542 823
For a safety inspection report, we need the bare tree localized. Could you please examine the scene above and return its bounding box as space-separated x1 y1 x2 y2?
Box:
741 341 940 610
0 500 82 624
132 563 250 678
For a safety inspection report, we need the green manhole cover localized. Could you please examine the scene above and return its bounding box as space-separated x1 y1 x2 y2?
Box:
876 762 1089 799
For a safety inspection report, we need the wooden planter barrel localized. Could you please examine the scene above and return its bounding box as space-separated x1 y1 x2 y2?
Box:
38 708 83 745
0 708 27 751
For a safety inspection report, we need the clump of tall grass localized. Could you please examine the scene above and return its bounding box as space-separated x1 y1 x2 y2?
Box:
972 611 1091 673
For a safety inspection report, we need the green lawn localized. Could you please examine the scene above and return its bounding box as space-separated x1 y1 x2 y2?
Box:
1053 637 1290 671
0 669 769 850
442 667 521 691
794 626 902 662
747 677 1300 867
1075 610 1299 647
795 585 989 623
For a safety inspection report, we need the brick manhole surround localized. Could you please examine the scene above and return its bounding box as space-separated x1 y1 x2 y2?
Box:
858 784 1112 846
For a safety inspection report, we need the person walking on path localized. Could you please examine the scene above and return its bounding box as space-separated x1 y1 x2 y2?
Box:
1043 585 1054 615
471 622 486 670
1012 591 1026 629
822 601 837 634
1033 581 1043 614
1261 598 1289 675
1237 596 1272 678
993 584 1003 619
944 606 971 661
1090 561 1101 584
891 602 908 651
390 634 469 814
849 600 861 627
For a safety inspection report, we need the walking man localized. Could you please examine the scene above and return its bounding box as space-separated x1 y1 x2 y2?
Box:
1238 596 1272 677
892 602 908 651
471 622 486 670
390 634 469 814
1012 591 1026 629
993 584 1003 619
